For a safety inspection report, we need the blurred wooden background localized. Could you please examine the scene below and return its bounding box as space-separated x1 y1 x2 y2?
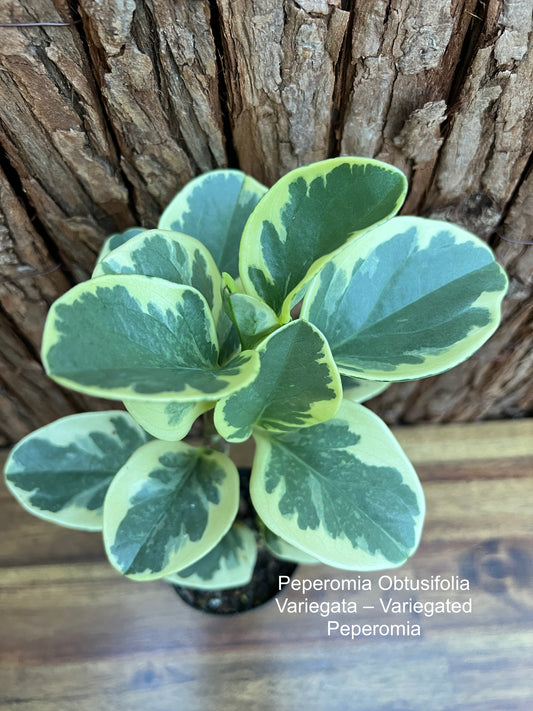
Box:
1 420 532 710
1 0 532 446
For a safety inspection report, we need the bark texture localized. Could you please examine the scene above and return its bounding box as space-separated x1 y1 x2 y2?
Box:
0 0 531 443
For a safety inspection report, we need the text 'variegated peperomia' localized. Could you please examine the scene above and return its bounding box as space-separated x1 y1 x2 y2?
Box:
4 159 508 591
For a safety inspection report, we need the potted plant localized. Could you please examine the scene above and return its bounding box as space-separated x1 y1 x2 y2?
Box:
4 158 508 613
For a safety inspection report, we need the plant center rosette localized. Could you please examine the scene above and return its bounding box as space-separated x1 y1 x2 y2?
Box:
4 158 508 600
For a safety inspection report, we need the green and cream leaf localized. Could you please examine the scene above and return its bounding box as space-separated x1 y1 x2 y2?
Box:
341 375 391 403
214 320 342 442
223 291 280 349
42 275 259 401
250 400 425 570
261 523 319 564
94 227 145 272
4 412 150 530
92 229 223 318
124 399 213 442
92 228 239 365
166 522 257 590
302 216 509 380
239 157 407 321
103 440 239 580
159 169 267 277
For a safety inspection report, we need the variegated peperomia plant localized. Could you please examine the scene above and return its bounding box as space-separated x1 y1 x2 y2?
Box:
4 158 508 590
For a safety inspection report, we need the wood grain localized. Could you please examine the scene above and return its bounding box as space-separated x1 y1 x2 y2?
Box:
1 419 532 710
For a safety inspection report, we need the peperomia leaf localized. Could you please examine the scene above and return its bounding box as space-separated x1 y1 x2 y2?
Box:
103 439 239 580
92 229 224 319
92 228 239 365
239 157 407 321
261 523 319 565
250 400 425 570
301 216 509 381
214 320 342 443
4 412 150 530
341 375 391 403
42 275 260 401
94 226 145 272
223 291 280 349
165 522 257 590
158 169 267 277
124 398 213 442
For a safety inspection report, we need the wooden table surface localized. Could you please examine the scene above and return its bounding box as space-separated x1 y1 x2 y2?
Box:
1 420 532 711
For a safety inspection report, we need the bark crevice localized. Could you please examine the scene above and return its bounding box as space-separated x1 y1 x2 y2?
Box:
209 0 239 168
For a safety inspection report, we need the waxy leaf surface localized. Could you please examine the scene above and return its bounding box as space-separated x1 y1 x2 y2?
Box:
239 158 407 321
124 399 213 442
93 230 223 318
214 320 342 442
251 401 425 570
4 412 150 530
92 229 238 364
42 275 259 401
302 217 508 380
94 227 144 271
261 524 319 564
159 169 267 277
103 440 239 579
166 522 257 590
223 292 280 350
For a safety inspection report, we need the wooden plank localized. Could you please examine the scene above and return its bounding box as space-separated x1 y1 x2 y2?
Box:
1 420 532 709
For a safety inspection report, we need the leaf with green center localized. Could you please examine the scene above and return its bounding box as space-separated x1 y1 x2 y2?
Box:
124 399 213 441
214 320 342 443
94 227 145 272
158 169 267 277
92 229 239 365
250 400 425 570
42 275 260 401
239 157 407 321
93 229 222 317
261 523 319 564
302 216 509 380
223 291 280 349
165 522 257 590
341 375 391 403
103 440 239 580
4 412 150 530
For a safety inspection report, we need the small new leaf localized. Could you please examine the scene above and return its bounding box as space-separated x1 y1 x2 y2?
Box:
223 291 280 349
166 522 257 590
261 523 319 564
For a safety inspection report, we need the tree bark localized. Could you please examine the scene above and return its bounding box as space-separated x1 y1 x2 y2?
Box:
0 0 531 443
